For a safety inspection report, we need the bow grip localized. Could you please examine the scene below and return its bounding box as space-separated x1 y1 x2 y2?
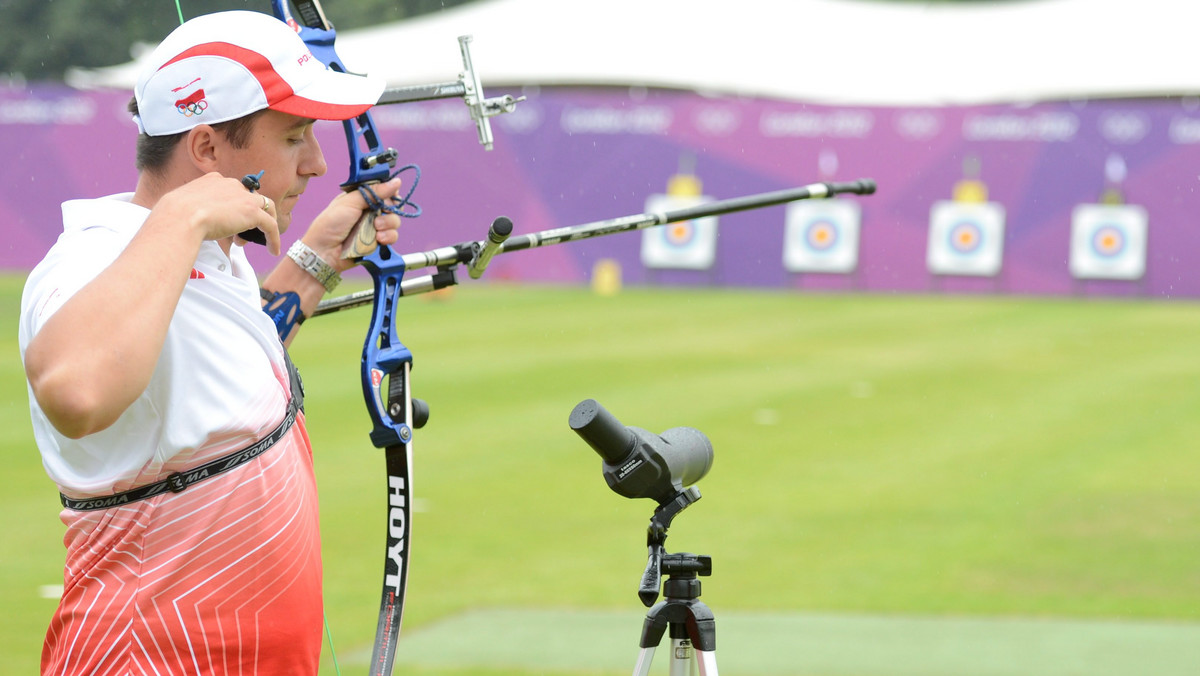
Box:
359 246 415 449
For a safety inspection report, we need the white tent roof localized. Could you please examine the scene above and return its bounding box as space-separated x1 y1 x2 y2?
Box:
68 0 1200 106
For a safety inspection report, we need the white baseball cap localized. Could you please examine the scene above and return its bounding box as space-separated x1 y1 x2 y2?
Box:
134 10 384 136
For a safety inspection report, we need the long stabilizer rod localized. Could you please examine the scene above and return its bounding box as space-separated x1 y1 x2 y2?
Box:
503 179 874 254
313 179 876 317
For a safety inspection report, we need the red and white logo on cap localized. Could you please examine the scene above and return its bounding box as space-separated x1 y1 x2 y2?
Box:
171 78 208 117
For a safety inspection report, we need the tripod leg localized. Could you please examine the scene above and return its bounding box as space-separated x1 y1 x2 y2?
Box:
632 646 656 676
668 638 694 676
634 602 669 676
696 648 719 675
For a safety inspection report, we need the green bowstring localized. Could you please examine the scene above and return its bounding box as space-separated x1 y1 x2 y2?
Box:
166 3 344 672
325 616 343 676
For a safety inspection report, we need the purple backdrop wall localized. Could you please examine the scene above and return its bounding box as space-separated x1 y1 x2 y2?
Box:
4 83 1198 298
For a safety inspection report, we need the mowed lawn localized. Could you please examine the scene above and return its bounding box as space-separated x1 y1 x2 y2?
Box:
2 274 1199 674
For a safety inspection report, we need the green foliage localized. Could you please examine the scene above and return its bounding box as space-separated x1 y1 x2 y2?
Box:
0 0 1029 82
0 0 476 81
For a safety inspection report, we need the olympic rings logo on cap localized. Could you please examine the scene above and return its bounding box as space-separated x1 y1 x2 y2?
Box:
177 98 209 117
172 79 208 118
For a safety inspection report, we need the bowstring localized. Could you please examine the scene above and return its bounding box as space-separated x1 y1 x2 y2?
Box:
324 617 343 676
166 4 371 670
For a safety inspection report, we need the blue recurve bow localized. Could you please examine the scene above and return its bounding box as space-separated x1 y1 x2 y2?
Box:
267 2 520 673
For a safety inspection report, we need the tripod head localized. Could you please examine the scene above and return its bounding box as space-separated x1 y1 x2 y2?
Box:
636 488 705 606
658 553 712 601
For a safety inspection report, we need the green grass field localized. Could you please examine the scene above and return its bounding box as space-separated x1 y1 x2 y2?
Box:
3 273 1199 675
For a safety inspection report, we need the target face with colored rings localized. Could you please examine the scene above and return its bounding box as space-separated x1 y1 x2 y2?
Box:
1090 224 1126 258
1069 203 1148 280
783 200 861 273
947 221 984 255
663 221 696 248
641 193 719 270
926 200 1005 276
803 220 839 252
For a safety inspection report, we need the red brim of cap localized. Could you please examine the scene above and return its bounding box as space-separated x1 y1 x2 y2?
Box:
271 95 375 121
271 68 384 121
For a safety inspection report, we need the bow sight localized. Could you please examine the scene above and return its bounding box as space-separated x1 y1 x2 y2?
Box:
273 0 523 187
376 35 523 152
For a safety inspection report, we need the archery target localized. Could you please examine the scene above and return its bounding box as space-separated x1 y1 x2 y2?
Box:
783 199 862 273
1070 204 1148 280
927 200 1006 276
1091 226 1126 258
947 222 984 255
640 193 719 270
663 222 696 247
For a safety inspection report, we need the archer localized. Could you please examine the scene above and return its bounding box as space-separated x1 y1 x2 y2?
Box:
18 11 402 674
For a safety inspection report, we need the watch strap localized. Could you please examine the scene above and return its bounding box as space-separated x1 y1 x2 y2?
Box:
287 240 342 293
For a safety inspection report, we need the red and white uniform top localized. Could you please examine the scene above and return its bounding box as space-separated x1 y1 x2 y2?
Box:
19 193 323 675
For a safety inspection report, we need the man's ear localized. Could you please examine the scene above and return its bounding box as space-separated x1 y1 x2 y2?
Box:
186 124 221 173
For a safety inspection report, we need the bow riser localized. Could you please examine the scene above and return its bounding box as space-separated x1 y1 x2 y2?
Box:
270 3 413 674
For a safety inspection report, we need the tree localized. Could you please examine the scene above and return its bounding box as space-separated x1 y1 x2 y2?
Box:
0 0 475 82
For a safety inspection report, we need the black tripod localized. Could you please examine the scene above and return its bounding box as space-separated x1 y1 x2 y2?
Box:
633 552 718 675
631 487 720 675
566 399 720 674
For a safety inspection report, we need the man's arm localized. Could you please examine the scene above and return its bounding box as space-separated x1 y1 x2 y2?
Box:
23 174 279 439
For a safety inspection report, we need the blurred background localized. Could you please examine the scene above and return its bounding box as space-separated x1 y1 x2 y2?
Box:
5 0 1200 296
3 1 1200 674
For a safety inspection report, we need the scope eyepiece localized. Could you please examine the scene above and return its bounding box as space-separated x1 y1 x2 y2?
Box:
569 398 636 465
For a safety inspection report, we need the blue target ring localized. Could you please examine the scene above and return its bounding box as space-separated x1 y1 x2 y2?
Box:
803 220 839 252
662 221 696 248
1090 224 1126 259
947 221 984 256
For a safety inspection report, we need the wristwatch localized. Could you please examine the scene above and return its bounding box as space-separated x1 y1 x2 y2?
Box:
287 240 341 293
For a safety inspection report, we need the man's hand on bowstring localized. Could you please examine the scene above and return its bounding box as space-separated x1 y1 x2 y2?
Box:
163 172 283 255
304 176 405 271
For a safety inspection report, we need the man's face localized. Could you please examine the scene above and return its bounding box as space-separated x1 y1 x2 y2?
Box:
218 110 328 234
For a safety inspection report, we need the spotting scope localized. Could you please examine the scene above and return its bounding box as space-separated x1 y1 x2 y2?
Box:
569 399 713 505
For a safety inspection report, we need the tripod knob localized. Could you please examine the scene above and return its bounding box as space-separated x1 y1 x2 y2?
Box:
663 576 702 600
661 553 711 576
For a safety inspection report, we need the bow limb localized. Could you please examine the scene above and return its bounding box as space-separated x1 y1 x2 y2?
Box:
272 0 398 189
356 246 422 676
